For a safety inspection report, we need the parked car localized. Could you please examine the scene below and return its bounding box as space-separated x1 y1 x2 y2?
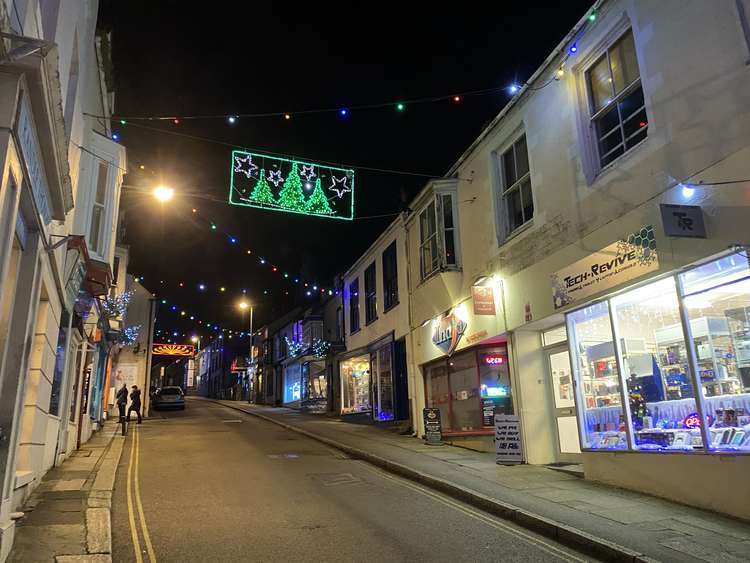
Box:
152 386 185 410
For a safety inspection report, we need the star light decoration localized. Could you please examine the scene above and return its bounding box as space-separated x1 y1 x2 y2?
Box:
329 176 351 198
234 154 258 179
299 164 316 181
267 169 284 187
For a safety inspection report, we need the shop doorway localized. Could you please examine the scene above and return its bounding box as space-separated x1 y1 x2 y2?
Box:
546 347 582 462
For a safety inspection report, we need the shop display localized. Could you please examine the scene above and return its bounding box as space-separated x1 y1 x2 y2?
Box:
371 345 395 421
425 346 511 433
567 252 750 453
340 355 371 414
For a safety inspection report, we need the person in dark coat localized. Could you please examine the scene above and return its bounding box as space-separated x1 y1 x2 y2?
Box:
116 384 128 421
128 385 142 424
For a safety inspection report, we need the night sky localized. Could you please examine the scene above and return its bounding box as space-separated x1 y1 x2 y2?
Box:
98 1 593 341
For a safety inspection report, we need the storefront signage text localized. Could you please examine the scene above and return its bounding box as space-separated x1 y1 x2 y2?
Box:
484 355 505 365
431 312 467 356
471 285 496 315
423 408 443 445
495 414 523 465
551 226 659 310
660 204 706 238
18 94 52 224
683 412 701 429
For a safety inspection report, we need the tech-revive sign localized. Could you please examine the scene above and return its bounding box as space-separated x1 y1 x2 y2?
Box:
431 309 468 356
551 226 659 310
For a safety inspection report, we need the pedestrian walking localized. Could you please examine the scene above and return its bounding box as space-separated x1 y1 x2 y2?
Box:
128 385 142 424
116 384 128 421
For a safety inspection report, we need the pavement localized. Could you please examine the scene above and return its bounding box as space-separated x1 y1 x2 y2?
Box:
207 398 750 563
8 419 125 563
110 399 594 562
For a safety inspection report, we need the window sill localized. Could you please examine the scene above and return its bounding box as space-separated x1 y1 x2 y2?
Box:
592 135 650 184
499 220 534 247
419 266 462 287
365 317 378 326
349 328 361 336
383 301 399 314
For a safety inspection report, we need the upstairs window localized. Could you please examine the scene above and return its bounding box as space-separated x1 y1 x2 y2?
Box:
89 161 109 255
419 193 458 280
498 134 533 239
364 262 377 324
349 279 360 333
586 29 647 169
382 240 398 311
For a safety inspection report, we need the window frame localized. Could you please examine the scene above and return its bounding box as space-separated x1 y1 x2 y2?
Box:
418 191 460 281
88 159 110 257
496 133 534 241
364 261 377 325
583 28 648 172
349 278 360 334
382 240 399 312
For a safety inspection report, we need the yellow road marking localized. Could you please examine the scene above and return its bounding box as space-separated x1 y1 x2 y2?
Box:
134 425 158 563
363 464 588 563
126 425 143 563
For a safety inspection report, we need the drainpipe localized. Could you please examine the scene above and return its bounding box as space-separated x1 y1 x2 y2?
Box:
144 296 156 415
402 212 420 435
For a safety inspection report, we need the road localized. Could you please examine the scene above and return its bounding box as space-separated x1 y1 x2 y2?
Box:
112 398 595 562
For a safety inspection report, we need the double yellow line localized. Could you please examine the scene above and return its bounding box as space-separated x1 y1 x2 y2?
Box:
126 425 157 563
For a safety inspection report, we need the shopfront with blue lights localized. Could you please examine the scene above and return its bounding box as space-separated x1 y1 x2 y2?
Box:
566 251 750 454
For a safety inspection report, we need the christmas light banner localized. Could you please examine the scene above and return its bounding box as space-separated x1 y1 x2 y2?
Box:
152 343 195 356
229 150 355 220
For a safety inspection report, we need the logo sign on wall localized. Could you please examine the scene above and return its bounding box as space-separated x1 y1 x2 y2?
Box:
550 226 659 310
229 150 355 221
152 343 195 356
471 285 496 315
431 312 467 356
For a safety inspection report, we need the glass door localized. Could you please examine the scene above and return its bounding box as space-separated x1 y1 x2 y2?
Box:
547 347 582 462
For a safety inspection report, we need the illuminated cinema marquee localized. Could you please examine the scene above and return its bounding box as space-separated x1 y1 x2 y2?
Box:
229 150 355 220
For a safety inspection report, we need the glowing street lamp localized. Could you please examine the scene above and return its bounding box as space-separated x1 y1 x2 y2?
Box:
153 185 175 203
238 300 254 404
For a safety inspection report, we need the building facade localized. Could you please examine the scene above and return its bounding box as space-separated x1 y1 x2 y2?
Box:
0 2 125 559
341 218 410 423
403 0 750 519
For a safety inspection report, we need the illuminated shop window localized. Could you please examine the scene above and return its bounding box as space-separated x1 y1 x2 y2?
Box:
340 355 371 414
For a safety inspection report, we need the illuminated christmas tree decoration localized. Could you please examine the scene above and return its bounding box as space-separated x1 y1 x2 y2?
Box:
230 150 354 220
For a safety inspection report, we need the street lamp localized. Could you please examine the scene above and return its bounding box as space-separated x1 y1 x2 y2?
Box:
190 334 201 349
238 300 254 403
152 185 175 203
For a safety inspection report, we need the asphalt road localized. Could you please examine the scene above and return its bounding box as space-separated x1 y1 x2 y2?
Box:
112 398 596 562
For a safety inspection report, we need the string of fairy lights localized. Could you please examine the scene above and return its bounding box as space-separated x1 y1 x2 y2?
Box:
124 5 605 346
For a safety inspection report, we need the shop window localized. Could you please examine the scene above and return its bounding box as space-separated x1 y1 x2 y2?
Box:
340 355 371 414
419 193 459 280
382 240 399 311
586 29 647 169
49 310 70 416
349 278 360 333
611 277 700 451
567 301 627 449
424 347 511 433
364 262 377 324
680 253 750 452
283 363 302 403
497 134 533 240
371 344 394 421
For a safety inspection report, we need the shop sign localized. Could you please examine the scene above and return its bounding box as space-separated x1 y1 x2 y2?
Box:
471 285 496 315
17 94 51 224
660 204 706 238
431 312 467 356
551 226 659 310
423 408 443 445
80 365 92 415
65 257 87 311
466 330 488 345
484 355 505 365
495 414 523 465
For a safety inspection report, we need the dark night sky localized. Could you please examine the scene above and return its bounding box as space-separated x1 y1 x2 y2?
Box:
98 1 592 341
